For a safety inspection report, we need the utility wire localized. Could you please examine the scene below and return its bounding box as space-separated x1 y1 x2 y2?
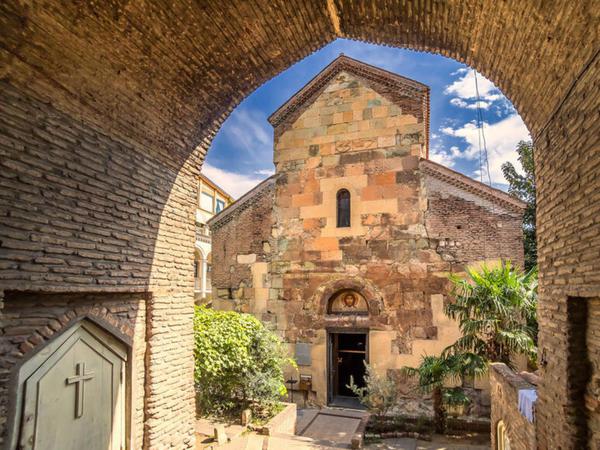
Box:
473 69 493 188
473 69 495 261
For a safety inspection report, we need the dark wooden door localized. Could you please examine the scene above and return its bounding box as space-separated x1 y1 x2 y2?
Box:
329 333 367 400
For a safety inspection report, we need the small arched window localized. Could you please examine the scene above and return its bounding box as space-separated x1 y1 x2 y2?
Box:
336 189 351 228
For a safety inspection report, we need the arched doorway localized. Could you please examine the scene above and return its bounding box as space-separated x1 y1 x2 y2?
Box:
326 289 370 406
1 3 597 448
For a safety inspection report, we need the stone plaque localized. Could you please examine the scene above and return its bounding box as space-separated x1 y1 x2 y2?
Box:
295 342 312 366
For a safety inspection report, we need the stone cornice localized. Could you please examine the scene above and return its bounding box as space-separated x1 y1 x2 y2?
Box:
421 158 527 213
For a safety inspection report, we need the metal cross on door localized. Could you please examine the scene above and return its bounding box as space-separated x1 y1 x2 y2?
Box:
66 362 95 418
15 322 127 450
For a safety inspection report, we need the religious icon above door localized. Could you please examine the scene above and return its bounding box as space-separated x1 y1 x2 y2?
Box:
327 289 368 315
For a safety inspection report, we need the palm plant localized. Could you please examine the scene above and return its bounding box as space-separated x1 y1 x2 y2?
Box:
444 261 538 367
401 353 485 433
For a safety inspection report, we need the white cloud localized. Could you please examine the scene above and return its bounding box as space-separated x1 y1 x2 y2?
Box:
450 98 491 110
201 163 271 199
430 149 457 168
223 108 272 157
451 68 469 76
439 114 530 184
429 145 463 168
445 69 497 100
445 69 506 112
255 168 275 176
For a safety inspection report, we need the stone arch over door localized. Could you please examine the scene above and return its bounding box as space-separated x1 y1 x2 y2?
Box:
1 2 598 448
316 277 385 318
9 320 127 450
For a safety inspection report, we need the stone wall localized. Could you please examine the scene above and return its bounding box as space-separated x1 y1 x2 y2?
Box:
490 363 536 450
0 82 197 448
270 70 440 405
211 64 524 409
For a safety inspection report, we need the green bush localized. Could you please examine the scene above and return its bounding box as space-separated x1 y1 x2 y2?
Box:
193 306 295 418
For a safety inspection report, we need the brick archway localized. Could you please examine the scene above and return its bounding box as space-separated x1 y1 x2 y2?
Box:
1 2 598 448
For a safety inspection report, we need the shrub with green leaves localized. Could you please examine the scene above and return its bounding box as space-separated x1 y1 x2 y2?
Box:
193 306 295 417
347 362 399 420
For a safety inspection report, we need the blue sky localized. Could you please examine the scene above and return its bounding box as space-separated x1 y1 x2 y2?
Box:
203 39 529 198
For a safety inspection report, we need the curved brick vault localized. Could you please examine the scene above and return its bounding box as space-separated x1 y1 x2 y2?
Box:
0 1 598 449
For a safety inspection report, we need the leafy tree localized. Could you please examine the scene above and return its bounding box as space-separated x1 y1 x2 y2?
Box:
193 306 295 418
502 141 536 271
444 261 538 366
402 353 485 433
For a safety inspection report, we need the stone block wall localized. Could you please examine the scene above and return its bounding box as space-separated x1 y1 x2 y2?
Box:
268 73 445 402
490 363 536 450
210 65 524 409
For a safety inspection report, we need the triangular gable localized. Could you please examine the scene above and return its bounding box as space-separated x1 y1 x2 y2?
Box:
268 54 430 154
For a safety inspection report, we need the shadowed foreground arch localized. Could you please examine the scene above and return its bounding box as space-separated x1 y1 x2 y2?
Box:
0 2 598 448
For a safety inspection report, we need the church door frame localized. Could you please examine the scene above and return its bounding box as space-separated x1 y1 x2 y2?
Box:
326 328 369 406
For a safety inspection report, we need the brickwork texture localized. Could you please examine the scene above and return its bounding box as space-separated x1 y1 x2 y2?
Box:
1 1 598 447
490 363 537 450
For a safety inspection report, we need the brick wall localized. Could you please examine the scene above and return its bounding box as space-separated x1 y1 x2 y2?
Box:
424 166 525 268
210 178 276 312
586 298 600 448
490 363 537 450
534 53 600 449
0 82 197 448
0 292 147 448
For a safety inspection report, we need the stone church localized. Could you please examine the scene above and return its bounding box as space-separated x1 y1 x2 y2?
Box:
208 55 525 408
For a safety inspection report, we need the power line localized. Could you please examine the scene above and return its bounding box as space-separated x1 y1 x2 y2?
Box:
473 69 492 188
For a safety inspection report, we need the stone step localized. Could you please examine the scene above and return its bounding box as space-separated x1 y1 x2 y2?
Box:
267 432 345 449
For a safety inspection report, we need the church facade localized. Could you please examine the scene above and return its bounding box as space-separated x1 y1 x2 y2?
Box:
208 56 525 410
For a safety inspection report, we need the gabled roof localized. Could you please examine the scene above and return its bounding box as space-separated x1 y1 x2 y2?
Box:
268 54 430 152
420 159 527 213
207 174 279 230
199 173 234 202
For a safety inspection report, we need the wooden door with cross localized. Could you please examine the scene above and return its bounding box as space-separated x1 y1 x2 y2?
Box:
17 321 126 450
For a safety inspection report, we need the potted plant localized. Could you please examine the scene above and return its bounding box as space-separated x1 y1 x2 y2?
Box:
443 387 471 417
